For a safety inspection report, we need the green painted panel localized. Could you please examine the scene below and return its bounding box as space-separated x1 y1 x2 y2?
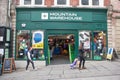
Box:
16 8 107 31
17 21 107 31
16 8 107 22
31 11 92 22
17 12 31 21
92 12 107 21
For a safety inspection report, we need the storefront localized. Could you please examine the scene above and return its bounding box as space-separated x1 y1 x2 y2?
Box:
16 8 107 65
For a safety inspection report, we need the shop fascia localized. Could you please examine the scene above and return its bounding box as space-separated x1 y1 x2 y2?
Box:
49 12 82 21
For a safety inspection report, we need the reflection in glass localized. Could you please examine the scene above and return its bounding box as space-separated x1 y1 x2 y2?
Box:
16 30 30 59
24 0 31 5
35 0 42 4
93 31 106 56
79 31 91 59
32 30 45 60
92 0 99 5
81 0 89 5
57 0 66 5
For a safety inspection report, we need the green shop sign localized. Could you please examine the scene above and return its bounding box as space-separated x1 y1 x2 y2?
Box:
31 11 92 22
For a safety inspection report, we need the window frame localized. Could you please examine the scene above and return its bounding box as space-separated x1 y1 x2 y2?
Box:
16 30 31 60
20 0 44 6
79 0 104 7
54 0 70 7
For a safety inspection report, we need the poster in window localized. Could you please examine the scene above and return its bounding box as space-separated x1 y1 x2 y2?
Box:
32 30 44 49
79 31 90 49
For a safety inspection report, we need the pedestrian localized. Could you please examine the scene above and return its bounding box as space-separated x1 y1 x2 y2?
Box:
78 42 86 70
26 47 35 71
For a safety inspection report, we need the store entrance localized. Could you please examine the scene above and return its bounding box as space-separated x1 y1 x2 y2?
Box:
48 34 75 65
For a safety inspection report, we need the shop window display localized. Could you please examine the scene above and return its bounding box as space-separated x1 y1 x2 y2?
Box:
16 30 30 59
32 30 45 60
79 31 106 60
93 31 106 56
79 31 92 59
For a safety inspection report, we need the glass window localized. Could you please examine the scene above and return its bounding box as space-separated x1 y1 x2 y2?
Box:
81 0 89 5
79 31 92 59
16 30 30 59
32 30 45 60
92 0 99 5
57 0 66 5
93 31 106 56
24 0 31 5
35 0 42 4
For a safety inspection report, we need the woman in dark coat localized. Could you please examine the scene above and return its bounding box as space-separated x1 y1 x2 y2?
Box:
78 43 86 70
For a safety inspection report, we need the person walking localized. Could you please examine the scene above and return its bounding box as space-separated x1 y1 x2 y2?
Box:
78 42 86 70
26 47 35 71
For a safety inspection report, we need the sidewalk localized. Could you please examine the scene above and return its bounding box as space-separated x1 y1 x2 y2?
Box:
0 59 120 80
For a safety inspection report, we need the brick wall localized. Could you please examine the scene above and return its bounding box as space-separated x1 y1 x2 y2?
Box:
104 0 110 6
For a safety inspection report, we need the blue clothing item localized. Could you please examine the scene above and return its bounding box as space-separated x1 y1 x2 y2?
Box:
24 48 28 55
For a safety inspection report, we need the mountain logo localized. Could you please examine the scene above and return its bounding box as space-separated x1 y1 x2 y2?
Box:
41 13 48 20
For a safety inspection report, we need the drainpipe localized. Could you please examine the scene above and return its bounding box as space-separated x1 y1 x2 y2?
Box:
8 0 11 27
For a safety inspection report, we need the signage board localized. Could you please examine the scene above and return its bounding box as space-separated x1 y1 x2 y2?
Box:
3 58 16 73
106 48 113 60
31 11 92 22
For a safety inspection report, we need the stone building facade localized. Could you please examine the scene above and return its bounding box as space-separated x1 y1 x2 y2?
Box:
11 0 110 58
2 0 120 63
107 0 120 54
2 0 120 58
4 0 120 68
0 0 10 27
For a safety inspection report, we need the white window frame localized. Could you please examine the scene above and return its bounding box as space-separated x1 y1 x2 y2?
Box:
19 0 44 7
54 0 70 7
79 0 104 7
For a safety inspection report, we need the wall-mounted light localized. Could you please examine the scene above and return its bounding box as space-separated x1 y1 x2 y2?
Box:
21 23 26 27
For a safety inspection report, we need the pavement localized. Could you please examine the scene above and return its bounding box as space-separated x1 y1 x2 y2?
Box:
0 58 120 80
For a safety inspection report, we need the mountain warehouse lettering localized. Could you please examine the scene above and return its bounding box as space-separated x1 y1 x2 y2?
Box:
49 12 82 20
